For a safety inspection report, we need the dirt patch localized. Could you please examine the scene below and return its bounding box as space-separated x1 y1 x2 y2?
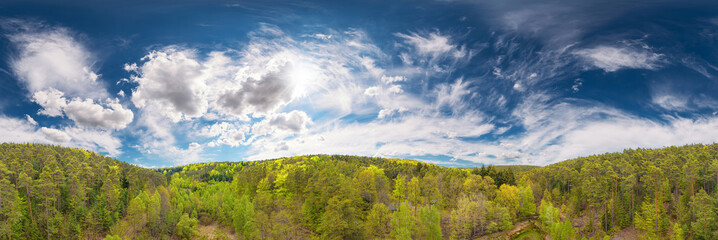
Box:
475 220 545 240
196 223 237 240
609 226 641 240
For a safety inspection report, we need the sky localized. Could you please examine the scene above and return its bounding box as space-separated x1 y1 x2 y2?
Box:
2 0 718 168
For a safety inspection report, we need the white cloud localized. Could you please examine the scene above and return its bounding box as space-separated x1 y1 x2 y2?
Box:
381 75 407 84
652 94 688 111
32 88 66 117
2 20 130 156
251 110 312 137
40 127 71 142
64 98 134 129
196 122 250 147
377 107 407 119
387 85 403 94
217 62 296 117
0 116 123 156
364 86 381 97
246 114 494 161
7 21 106 98
575 46 664 72
129 47 208 122
435 78 471 110
0 117 52 143
305 33 333 40
32 88 133 129
396 32 457 58
122 25 394 164
25 114 37 125
572 78 583 93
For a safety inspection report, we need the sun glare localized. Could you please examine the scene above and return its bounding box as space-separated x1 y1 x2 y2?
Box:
289 60 319 98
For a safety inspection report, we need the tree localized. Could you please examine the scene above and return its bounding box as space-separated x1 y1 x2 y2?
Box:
175 213 198 240
390 202 414 240
408 176 422 206
365 203 390 239
519 185 536 217
538 199 559 227
233 195 256 239
318 196 354 240
125 192 148 234
451 195 481 239
672 223 684 240
393 176 406 203
495 184 520 216
38 165 59 240
549 219 576 240
691 189 716 240
418 205 442 240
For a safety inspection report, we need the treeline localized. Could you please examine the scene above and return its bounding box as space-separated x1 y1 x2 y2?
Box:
522 143 718 239
5 143 718 239
0 144 531 239
148 155 528 239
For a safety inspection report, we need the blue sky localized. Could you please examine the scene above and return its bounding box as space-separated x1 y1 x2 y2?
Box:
2 0 718 167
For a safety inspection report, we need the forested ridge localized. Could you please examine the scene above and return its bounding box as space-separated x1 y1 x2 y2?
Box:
1 143 717 239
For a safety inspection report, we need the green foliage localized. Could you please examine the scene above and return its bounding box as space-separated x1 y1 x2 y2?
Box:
12 143 718 239
538 199 560 226
548 219 576 240
365 203 390 239
418 205 442 240
691 189 716 240
672 222 684 240
390 202 414 240
103 235 123 240
519 185 536 217
175 213 198 240
496 184 520 216
233 195 256 239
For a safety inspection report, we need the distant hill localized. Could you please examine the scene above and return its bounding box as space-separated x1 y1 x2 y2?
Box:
492 165 540 173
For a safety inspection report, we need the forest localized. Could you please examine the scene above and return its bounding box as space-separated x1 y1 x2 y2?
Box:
0 143 717 239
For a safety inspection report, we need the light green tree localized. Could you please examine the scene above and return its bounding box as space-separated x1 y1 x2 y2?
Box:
390 202 414 240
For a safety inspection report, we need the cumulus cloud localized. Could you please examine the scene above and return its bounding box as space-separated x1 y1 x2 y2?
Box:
251 110 312 137
6 20 106 98
122 24 394 164
64 98 134 129
129 48 207 122
575 46 664 72
218 63 295 117
40 127 71 142
31 88 133 129
198 122 249 147
32 88 66 117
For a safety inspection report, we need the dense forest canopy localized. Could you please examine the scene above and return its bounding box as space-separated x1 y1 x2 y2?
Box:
1 143 718 239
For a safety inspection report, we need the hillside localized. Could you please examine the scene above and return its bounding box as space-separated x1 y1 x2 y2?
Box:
520 143 718 239
1 143 717 239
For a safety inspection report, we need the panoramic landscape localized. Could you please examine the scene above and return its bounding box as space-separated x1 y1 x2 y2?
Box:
2 0 718 239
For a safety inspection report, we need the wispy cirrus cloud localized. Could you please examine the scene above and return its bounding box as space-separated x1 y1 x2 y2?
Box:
575 46 664 72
